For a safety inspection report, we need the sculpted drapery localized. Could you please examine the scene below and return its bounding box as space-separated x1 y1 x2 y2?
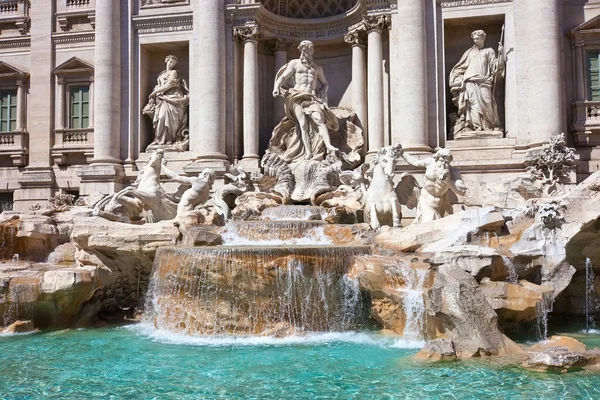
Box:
449 30 504 137
143 55 189 150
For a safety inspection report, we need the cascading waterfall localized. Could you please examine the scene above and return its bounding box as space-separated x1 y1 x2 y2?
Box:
260 205 328 221
535 291 554 340
146 245 372 335
0 222 17 261
2 280 37 328
220 220 332 246
586 257 596 332
385 264 429 340
501 255 518 284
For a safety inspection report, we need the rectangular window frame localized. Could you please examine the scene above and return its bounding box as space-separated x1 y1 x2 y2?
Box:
66 82 90 130
0 87 18 133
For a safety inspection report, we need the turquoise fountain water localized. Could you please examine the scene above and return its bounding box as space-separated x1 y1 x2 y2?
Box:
2 326 600 399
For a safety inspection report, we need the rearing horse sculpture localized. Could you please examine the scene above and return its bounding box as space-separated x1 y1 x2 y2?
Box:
363 145 404 229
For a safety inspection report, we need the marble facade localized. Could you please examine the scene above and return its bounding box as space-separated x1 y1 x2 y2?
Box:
0 0 597 211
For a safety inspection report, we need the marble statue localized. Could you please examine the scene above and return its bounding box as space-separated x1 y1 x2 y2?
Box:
271 40 339 162
449 30 505 139
143 55 190 152
213 166 252 220
363 145 404 229
160 160 215 219
94 150 178 223
401 148 467 223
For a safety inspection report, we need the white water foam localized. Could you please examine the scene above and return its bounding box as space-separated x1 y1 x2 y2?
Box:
126 323 421 348
221 225 332 246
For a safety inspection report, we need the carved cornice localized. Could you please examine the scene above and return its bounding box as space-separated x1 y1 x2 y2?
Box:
132 12 192 34
0 37 30 48
362 14 391 32
344 26 367 47
265 37 291 53
437 0 511 7
226 1 365 42
233 25 262 43
140 0 189 9
52 32 94 45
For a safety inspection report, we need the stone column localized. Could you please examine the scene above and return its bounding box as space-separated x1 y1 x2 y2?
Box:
78 0 124 196
235 26 261 170
518 0 562 145
573 35 586 102
16 79 26 131
88 77 94 128
188 0 229 169
270 38 289 126
390 2 430 153
56 78 65 129
365 15 390 158
345 27 368 156
91 0 121 164
233 38 243 161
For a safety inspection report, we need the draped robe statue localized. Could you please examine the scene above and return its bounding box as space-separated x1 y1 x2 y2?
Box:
449 30 505 139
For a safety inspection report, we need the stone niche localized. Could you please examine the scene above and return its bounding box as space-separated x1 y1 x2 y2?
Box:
139 41 189 152
256 40 353 156
443 15 505 141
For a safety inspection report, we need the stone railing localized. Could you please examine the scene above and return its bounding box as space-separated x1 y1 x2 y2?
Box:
0 0 30 34
571 100 600 145
0 130 28 166
52 128 94 165
56 0 95 31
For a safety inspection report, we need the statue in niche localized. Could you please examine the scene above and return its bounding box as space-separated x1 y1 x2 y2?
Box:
401 148 467 223
449 29 505 139
271 40 340 162
143 55 189 152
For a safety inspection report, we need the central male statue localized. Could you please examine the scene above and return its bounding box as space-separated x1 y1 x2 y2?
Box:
271 40 339 162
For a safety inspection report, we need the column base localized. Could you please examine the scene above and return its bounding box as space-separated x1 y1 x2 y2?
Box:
78 163 126 196
238 155 261 171
14 167 56 211
184 153 230 176
402 145 433 155
91 156 122 165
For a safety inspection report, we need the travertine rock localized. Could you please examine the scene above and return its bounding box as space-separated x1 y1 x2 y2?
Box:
523 347 588 373
3 320 37 334
427 264 508 357
529 335 587 353
480 279 554 326
414 338 457 361
375 207 505 253
428 245 507 281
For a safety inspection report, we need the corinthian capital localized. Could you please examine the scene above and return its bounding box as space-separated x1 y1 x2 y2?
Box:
344 26 367 47
363 14 391 32
233 25 262 42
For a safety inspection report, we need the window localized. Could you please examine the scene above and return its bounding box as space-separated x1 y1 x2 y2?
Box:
0 89 17 132
0 192 13 213
589 51 600 101
69 85 89 129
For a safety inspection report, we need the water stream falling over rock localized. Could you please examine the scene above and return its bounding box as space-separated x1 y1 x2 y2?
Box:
220 220 333 246
586 257 596 332
147 245 372 335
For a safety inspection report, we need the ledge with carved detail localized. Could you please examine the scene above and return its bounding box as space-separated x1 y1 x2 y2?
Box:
0 0 30 35
56 0 95 32
0 129 28 166
571 100 600 146
51 128 94 165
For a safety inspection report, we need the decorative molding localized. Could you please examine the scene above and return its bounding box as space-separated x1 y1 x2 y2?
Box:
0 0 30 35
0 37 30 48
52 32 94 45
362 14 391 32
233 25 261 43
132 12 192 34
437 0 511 8
260 0 357 19
344 25 367 46
140 0 189 9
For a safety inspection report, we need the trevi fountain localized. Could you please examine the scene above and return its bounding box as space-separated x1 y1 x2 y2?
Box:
3 0 600 398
